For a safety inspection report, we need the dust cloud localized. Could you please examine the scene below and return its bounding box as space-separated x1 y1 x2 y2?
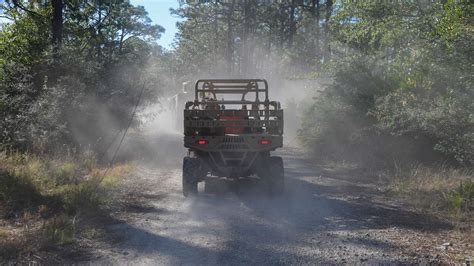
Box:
96 45 340 265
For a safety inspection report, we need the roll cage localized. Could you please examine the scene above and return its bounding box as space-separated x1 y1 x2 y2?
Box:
183 79 283 136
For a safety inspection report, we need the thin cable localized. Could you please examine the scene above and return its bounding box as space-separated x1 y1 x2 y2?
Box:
97 82 146 184
97 129 122 162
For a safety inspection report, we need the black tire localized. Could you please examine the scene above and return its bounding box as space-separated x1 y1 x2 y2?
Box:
261 156 285 196
183 157 199 197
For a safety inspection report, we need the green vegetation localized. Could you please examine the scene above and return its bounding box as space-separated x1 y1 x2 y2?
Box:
445 180 474 216
0 151 131 213
0 0 472 257
82 227 106 240
2 2 470 165
43 214 76 245
298 1 473 167
0 152 132 250
169 1 473 167
0 1 155 256
0 0 173 154
0 229 8 239
385 163 472 220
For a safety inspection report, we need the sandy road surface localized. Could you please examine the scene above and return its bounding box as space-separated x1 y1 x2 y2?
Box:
83 133 467 264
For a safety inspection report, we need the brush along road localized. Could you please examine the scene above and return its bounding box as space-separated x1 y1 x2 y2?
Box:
182 79 284 197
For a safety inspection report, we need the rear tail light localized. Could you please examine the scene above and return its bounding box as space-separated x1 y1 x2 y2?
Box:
259 139 271 145
196 139 208 145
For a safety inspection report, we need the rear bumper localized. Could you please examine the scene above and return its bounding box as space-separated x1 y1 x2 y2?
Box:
184 135 282 177
184 135 282 152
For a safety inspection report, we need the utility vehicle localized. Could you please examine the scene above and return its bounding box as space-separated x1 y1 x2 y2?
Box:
182 79 284 197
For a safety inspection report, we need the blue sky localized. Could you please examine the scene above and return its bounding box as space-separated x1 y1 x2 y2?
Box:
0 0 182 49
130 0 183 50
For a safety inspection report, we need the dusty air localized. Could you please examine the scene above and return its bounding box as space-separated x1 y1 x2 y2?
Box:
0 0 472 264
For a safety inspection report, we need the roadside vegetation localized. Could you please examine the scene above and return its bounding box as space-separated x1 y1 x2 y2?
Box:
297 1 473 222
0 0 472 262
0 1 156 260
385 164 473 224
0 151 132 260
299 1 473 166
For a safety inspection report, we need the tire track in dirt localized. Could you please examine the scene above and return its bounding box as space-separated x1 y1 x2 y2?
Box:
87 133 463 264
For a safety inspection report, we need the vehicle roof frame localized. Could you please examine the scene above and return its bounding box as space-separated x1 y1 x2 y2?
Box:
194 79 269 105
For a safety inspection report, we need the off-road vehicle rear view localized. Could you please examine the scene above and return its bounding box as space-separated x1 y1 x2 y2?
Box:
182 79 284 197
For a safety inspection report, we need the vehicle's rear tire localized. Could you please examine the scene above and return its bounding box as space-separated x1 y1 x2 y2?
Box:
183 157 199 197
261 156 284 196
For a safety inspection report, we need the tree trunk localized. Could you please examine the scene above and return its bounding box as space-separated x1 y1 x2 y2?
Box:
241 0 256 77
226 0 235 76
278 7 285 48
213 0 219 75
97 7 102 63
288 0 296 49
323 0 332 63
119 27 125 54
51 0 63 61
313 0 321 68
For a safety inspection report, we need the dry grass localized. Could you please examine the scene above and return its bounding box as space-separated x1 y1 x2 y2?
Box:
0 151 134 260
322 159 359 172
91 163 134 187
0 228 9 238
385 163 473 222
82 227 106 240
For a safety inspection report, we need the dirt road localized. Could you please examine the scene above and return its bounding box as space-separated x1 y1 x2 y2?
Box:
81 133 467 264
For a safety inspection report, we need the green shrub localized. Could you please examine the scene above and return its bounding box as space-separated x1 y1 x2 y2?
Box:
0 170 45 214
52 162 78 185
43 214 76 246
299 52 473 166
0 153 127 216
0 153 131 250
60 179 108 215
299 0 473 166
444 180 474 214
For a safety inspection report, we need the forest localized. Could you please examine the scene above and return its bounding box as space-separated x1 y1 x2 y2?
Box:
1 0 472 164
0 0 473 264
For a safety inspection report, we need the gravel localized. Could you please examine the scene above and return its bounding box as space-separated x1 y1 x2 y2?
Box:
80 134 465 265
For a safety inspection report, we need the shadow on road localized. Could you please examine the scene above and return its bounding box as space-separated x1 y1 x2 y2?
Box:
96 138 452 264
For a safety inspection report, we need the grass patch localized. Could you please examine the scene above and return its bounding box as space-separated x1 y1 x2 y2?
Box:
0 151 133 254
0 228 9 238
322 160 359 172
82 227 106 240
444 180 474 215
385 163 473 221
94 163 133 188
43 214 76 246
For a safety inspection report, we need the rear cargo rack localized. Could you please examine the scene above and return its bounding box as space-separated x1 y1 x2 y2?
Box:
184 79 283 136
194 79 269 103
